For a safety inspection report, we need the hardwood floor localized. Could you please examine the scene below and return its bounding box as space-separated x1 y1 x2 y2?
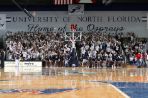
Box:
0 67 147 98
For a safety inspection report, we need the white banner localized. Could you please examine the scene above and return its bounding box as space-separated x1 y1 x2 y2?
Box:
4 61 42 72
0 14 6 30
147 13 148 29
0 11 147 37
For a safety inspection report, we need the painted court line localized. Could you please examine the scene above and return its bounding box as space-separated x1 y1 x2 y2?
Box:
0 84 16 85
83 80 130 98
109 84 130 98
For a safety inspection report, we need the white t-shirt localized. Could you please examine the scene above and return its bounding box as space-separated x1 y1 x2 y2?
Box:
130 56 134 61
22 51 27 58
81 48 86 55
106 47 111 52
92 50 97 58
90 44 94 51
85 45 89 50
88 51 92 58
8 54 13 60
95 45 99 51
9 45 13 52
146 53 148 60
105 53 108 58
107 42 110 47
116 46 119 51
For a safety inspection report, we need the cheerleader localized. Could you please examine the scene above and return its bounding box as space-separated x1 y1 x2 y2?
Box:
112 52 117 70
88 50 93 68
107 52 112 67
82 50 89 68
96 51 102 68
92 49 97 68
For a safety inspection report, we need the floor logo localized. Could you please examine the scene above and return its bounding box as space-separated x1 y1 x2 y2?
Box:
0 88 77 94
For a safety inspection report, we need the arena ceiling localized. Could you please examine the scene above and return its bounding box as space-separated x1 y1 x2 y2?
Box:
0 0 148 5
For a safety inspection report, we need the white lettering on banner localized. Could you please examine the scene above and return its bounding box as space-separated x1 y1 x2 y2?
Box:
4 61 42 72
0 14 6 30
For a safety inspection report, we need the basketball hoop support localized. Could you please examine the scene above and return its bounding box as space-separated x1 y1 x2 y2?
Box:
64 31 81 67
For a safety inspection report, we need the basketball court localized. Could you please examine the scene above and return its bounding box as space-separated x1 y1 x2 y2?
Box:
1 67 148 98
1 0 148 98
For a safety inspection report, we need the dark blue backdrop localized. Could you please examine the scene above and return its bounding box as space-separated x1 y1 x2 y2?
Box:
0 3 148 11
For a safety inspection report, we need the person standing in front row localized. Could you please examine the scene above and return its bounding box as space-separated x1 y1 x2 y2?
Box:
146 50 148 67
0 49 5 68
15 51 20 76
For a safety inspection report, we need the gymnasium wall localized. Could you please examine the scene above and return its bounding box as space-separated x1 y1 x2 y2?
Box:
0 11 147 37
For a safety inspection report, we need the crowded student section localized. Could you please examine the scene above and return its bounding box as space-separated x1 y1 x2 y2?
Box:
1 31 148 68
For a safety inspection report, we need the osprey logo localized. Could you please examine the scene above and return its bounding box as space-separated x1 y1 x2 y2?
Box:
68 4 84 15
69 5 81 13
102 0 113 5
